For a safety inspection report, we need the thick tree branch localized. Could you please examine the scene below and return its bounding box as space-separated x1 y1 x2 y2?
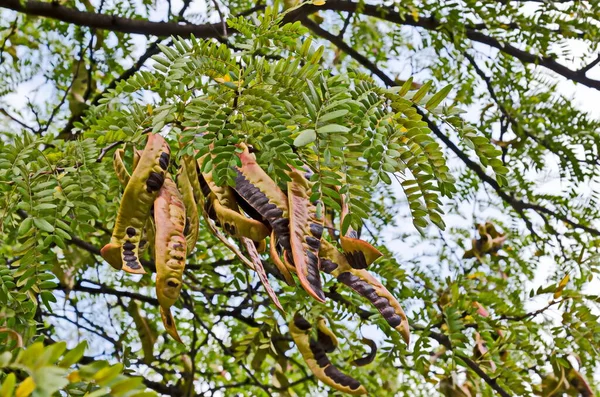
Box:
293 1 600 90
0 0 225 38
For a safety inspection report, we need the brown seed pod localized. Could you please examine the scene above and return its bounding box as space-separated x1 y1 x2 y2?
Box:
351 338 377 367
287 167 325 303
316 316 338 353
289 313 367 395
269 230 295 286
154 173 186 343
340 193 382 269
102 133 170 274
240 237 284 313
319 240 410 344
232 144 291 250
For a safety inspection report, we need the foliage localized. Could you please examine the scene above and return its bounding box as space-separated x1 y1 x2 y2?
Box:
1 0 600 396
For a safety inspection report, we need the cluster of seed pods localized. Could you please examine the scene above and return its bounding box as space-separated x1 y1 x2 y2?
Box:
102 135 409 395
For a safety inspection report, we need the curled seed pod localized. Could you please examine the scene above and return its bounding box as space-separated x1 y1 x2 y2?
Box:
232 144 291 249
319 240 410 344
154 173 186 343
340 193 382 269
289 313 367 396
287 167 325 303
101 133 170 274
177 161 199 255
316 316 338 353
126 300 157 364
210 194 270 242
352 338 377 367
240 237 284 313
201 165 270 242
269 231 295 286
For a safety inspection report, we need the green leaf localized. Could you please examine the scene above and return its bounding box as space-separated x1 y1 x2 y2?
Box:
293 129 317 147
426 84 453 109
33 218 54 233
317 124 350 134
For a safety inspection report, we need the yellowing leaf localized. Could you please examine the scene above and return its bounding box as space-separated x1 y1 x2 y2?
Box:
553 274 570 299
313 0 326 5
15 377 35 397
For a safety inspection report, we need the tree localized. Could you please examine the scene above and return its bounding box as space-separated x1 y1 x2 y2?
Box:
0 0 599 395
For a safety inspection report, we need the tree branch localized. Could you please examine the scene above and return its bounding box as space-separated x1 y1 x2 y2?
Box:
301 19 600 238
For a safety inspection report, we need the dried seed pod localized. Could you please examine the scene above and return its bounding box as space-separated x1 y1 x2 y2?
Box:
319 240 410 344
287 167 325 302
351 338 377 367
126 300 157 364
101 133 170 274
316 316 338 353
289 313 367 396
232 144 291 250
269 231 295 286
154 173 186 343
340 193 382 269
177 161 199 255
240 237 284 313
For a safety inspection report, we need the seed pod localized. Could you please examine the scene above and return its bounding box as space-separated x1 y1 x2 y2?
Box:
319 240 410 344
316 316 338 353
232 144 291 250
269 231 295 286
351 338 377 367
126 300 157 364
112 148 152 254
154 173 186 343
287 167 325 303
289 313 367 395
177 161 199 255
340 193 382 269
240 237 284 313
201 165 270 242
101 133 170 274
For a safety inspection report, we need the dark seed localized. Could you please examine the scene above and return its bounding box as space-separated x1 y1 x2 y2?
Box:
305 236 321 250
293 315 311 330
310 223 323 239
159 152 170 170
123 242 135 250
122 250 134 256
126 227 136 237
167 280 179 288
123 255 137 262
320 259 338 273
386 314 402 328
127 261 140 269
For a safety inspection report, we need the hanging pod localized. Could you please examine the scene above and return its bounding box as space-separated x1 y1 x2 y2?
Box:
111 147 154 255
287 166 325 303
102 134 170 274
340 192 382 269
240 237 284 313
319 239 410 344
289 313 367 396
200 160 270 242
351 338 377 367
154 173 187 343
232 143 291 250
316 316 338 353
